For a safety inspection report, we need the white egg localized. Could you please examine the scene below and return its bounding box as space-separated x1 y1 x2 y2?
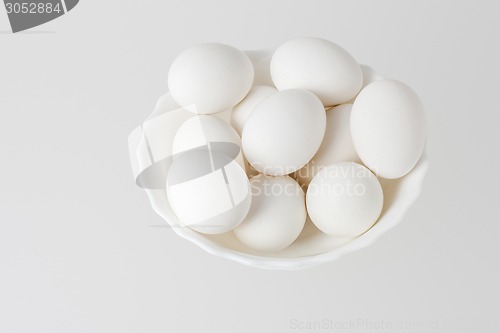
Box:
351 79 426 179
270 37 363 106
295 104 360 188
359 64 384 88
231 85 277 135
233 174 306 252
346 65 384 104
172 115 245 169
168 43 254 115
245 49 274 86
242 89 326 176
212 109 233 124
243 155 261 179
167 149 252 234
167 115 251 233
306 162 383 238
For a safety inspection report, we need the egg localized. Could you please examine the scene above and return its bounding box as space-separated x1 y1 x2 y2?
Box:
212 109 233 124
295 104 360 188
172 115 245 170
167 114 252 234
306 162 383 238
230 85 277 135
242 89 326 176
168 43 254 115
351 79 426 179
167 148 252 234
233 174 306 252
359 64 384 88
245 49 274 86
243 156 261 179
346 65 384 104
270 37 363 106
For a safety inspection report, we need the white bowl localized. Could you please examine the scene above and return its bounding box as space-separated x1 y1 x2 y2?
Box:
128 63 429 270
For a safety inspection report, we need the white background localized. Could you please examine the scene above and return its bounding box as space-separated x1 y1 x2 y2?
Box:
1 1 499 332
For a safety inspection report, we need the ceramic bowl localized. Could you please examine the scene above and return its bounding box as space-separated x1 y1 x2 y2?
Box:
128 57 429 270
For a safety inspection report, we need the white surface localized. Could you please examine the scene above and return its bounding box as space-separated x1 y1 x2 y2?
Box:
1 1 499 332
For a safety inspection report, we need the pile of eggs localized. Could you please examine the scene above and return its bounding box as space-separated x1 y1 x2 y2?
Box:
160 37 426 253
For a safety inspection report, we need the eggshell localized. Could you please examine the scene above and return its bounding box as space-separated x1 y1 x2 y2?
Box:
212 109 233 124
168 115 251 234
295 104 360 188
270 37 363 106
231 85 277 135
245 49 274 86
306 162 383 238
233 174 306 252
167 149 251 234
243 155 261 179
242 89 326 176
172 115 245 170
168 43 254 114
359 64 384 88
346 65 384 104
351 79 426 179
